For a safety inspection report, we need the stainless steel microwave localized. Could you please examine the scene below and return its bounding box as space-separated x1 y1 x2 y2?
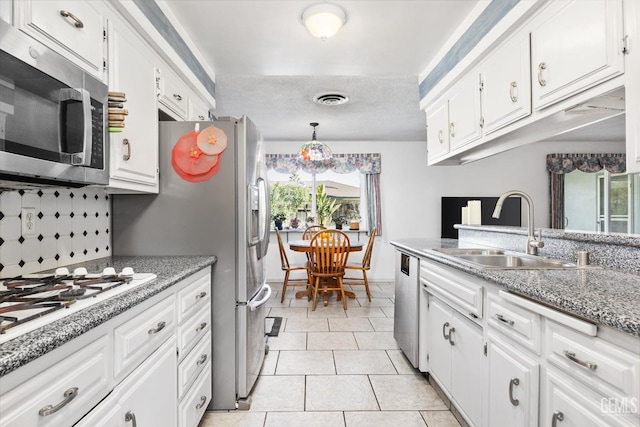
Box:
0 19 108 188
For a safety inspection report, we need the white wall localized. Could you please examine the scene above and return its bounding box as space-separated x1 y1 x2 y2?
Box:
265 139 624 282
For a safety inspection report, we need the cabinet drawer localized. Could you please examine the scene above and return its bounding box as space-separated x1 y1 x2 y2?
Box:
546 321 640 402
178 304 211 361
179 361 212 427
158 67 189 119
177 270 211 324
178 331 212 400
0 335 110 427
488 293 541 355
420 261 483 319
114 295 175 378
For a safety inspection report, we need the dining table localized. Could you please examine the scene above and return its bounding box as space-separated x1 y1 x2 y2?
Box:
288 239 364 301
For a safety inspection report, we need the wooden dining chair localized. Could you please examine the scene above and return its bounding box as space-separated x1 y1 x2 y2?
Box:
275 228 310 302
302 225 325 240
308 229 351 310
344 228 376 302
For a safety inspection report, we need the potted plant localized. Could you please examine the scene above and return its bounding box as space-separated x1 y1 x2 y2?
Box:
272 212 287 230
332 215 347 230
305 216 315 226
290 217 300 229
270 174 310 228
316 184 340 226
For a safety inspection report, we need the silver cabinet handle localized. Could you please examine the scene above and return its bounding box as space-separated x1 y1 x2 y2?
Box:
39 387 78 416
123 139 131 161
509 81 518 102
552 410 564 427
195 291 207 300
125 411 137 426
537 62 547 86
195 395 207 409
196 353 208 365
448 327 455 346
563 350 597 370
442 322 450 340
449 122 455 138
496 314 515 326
173 93 183 101
59 10 84 28
196 322 207 332
148 321 166 335
198 115 205 120
509 378 520 406
437 129 444 144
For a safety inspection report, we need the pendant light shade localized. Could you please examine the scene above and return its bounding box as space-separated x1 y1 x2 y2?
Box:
302 3 347 40
298 122 333 170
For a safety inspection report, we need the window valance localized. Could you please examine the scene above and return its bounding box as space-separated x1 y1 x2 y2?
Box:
266 153 382 175
546 153 626 175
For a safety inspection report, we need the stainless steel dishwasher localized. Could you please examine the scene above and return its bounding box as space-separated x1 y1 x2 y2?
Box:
393 251 420 368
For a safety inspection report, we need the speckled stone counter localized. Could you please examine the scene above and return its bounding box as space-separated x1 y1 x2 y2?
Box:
391 238 640 338
0 255 216 377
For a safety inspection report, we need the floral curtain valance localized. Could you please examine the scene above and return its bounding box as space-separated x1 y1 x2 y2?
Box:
266 153 382 175
546 153 626 175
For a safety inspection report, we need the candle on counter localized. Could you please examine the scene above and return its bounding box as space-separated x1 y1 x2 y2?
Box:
468 200 482 225
461 206 469 225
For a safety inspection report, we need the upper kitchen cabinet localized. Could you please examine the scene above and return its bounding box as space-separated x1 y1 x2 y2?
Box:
426 99 450 161
531 0 624 111
106 18 159 194
157 67 190 121
15 0 106 80
189 95 211 122
480 32 531 135
625 0 640 174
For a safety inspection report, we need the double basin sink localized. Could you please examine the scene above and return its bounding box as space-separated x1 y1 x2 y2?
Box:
432 248 600 270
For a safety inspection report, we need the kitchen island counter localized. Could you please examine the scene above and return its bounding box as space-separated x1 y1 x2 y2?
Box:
391 238 640 338
0 255 216 377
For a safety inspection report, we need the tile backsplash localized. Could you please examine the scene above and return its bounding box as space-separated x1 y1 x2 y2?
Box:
0 188 111 278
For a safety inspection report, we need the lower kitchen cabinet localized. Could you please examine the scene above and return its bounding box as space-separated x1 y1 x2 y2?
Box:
486 331 539 427
427 295 484 426
76 337 177 426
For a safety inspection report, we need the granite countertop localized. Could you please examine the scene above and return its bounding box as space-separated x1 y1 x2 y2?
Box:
391 238 640 338
0 255 216 377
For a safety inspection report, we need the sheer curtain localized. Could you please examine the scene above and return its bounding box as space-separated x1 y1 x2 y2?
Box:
266 153 382 235
546 153 626 229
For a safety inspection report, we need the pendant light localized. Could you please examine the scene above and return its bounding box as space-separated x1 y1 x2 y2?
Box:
298 122 333 166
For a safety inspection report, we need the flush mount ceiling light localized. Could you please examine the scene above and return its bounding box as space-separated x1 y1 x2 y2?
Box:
301 3 347 40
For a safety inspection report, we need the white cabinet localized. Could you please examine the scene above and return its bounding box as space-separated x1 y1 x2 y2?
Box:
15 0 106 79
189 95 211 121
427 296 484 426
158 67 190 120
76 338 177 427
625 0 640 174
425 99 450 161
531 0 624 110
480 32 531 134
106 18 159 194
486 332 539 427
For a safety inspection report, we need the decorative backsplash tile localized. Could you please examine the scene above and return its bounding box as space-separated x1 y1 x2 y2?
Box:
0 188 111 278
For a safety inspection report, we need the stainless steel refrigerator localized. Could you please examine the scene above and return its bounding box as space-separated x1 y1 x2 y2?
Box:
112 116 271 410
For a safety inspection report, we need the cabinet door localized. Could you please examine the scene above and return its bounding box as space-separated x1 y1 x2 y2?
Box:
17 0 105 78
449 310 484 427
107 20 159 193
76 338 177 427
625 0 640 174
426 99 449 162
486 333 539 427
448 71 482 150
482 33 531 134
426 297 452 392
531 0 624 110
158 67 189 120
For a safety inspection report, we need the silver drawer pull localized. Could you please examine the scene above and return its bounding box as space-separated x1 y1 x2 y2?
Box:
59 10 84 28
538 62 547 86
39 387 79 416
196 353 208 365
173 93 183 101
552 410 564 426
509 378 520 406
148 321 166 335
442 322 450 340
125 411 137 426
196 322 207 332
437 129 444 144
195 395 207 409
448 327 455 346
509 81 518 102
496 314 515 326
196 291 207 300
563 350 597 370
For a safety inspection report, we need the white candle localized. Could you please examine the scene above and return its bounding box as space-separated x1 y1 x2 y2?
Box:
468 200 482 225
461 207 469 225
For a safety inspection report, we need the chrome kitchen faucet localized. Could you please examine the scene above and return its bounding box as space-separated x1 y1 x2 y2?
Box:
493 190 544 255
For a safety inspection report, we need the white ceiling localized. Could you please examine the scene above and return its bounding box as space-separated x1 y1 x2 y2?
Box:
162 0 482 143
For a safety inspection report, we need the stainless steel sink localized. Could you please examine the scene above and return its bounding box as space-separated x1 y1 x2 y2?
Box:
432 248 600 270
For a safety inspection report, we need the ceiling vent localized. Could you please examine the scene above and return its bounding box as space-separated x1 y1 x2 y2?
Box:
314 93 349 106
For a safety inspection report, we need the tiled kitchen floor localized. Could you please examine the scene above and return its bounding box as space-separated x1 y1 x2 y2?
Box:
199 282 461 427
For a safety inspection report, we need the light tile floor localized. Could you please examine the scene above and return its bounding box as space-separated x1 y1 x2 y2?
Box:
199 282 461 427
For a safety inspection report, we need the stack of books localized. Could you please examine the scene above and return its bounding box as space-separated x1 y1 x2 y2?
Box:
108 91 128 133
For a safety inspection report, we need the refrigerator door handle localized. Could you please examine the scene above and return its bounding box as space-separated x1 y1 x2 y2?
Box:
247 282 272 311
257 176 270 259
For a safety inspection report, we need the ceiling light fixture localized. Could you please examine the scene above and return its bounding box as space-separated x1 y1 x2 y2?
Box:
298 122 333 164
301 3 347 40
